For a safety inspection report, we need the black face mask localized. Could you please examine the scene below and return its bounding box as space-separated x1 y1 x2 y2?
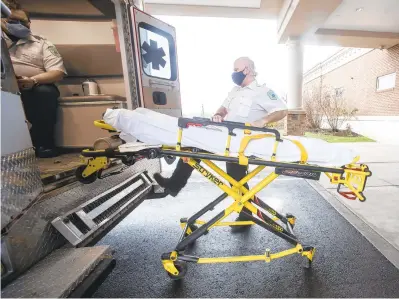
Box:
231 70 246 86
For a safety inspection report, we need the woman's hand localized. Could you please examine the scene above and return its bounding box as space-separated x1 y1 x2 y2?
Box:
17 77 36 90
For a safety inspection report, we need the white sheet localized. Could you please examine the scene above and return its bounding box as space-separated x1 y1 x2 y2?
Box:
103 108 358 167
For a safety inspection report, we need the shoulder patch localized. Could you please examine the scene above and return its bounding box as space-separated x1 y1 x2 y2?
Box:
46 42 61 57
267 90 279 100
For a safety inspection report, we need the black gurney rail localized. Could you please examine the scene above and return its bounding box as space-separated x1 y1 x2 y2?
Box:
80 147 346 174
78 144 371 203
178 116 283 141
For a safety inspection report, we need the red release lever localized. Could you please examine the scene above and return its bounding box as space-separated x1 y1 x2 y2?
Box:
186 123 203 128
339 191 357 200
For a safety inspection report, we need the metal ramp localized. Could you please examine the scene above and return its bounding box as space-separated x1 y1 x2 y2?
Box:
1 246 114 298
52 171 153 247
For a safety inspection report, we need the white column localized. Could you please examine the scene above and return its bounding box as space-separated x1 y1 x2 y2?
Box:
286 39 304 110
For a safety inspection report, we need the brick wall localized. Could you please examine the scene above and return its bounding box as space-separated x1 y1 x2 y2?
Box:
304 44 399 116
284 111 307 136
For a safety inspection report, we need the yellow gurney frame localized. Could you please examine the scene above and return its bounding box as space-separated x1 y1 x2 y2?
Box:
78 116 372 280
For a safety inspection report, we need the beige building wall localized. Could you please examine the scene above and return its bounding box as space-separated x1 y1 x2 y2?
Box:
304 44 399 116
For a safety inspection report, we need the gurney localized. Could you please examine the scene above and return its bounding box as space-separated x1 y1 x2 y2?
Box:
77 108 372 280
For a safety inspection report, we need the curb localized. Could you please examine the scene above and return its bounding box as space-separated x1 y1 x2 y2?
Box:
307 179 399 270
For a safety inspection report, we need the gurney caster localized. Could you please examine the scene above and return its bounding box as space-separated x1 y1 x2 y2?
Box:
76 157 108 184
121 156 136 166
161 252 188 280
76 165 101 184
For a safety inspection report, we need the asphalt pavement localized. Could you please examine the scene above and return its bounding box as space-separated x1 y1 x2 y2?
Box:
94 176 399 298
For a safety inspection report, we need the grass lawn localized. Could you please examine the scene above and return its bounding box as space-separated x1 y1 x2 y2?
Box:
305 132 375 143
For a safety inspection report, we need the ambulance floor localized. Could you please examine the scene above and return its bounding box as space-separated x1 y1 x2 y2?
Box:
38 153 83 179
93 177 399 298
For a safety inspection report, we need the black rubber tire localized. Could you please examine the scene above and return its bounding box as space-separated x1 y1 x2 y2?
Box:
121 156 135 166
76 165 98 184
167 261 187 280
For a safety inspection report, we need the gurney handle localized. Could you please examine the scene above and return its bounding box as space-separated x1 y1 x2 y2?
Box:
182 117 282 141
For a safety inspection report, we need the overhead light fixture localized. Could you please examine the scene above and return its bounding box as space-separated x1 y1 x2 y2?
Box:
356 7 363 12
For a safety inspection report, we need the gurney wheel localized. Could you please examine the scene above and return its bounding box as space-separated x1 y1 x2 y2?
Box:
122 156 136 166
76 165 98 184
167 261 187 280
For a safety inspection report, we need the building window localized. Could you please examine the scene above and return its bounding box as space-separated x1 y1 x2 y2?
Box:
376 72 396 91
138 22 177 81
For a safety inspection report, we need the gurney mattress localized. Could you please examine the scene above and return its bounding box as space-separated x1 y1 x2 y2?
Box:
103 108 358 167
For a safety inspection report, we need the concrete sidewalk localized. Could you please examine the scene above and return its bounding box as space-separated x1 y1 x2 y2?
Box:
315 142 399 252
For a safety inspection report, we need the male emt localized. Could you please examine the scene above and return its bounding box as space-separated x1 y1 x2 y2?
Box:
154 57 287 231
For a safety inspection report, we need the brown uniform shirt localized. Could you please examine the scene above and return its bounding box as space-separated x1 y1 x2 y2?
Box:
4 33 67 77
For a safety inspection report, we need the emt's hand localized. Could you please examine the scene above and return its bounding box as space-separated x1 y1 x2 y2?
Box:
211 114 223 122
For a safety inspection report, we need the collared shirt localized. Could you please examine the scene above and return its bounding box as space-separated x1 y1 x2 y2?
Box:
222 80 287 123
3 33 67 77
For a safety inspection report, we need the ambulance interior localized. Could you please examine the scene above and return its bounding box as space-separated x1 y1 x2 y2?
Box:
16 0 182 188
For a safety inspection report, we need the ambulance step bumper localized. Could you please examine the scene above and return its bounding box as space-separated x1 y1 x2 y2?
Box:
1 246 114 298
52 171 153 247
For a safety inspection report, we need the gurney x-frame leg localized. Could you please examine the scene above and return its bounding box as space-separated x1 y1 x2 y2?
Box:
161 158 315 280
